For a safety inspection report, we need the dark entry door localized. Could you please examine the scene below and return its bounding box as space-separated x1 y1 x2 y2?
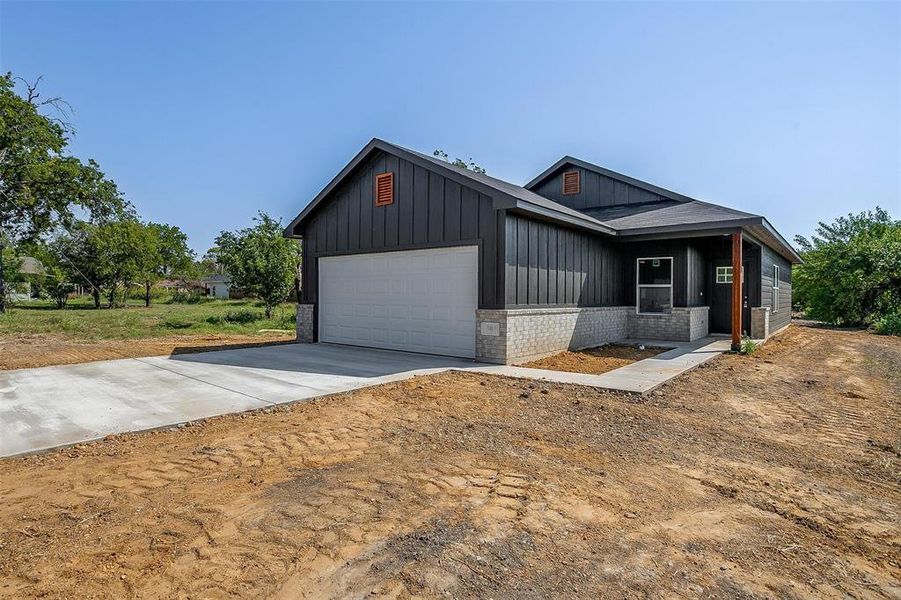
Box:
710 260 751 335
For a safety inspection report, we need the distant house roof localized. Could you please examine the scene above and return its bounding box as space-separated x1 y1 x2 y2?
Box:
200 274 230 284
17 256 45 275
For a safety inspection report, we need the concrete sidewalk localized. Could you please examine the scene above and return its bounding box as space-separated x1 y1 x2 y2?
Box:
0 343 474 458
467 337 730 394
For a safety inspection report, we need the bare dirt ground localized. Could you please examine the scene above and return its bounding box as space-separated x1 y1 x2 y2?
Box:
0 325 899 598
521 343 670 375
0 333 295 370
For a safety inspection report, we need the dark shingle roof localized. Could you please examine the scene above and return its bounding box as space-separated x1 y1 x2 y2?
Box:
583 200 759 232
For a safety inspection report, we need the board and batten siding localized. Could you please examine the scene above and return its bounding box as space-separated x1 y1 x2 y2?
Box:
300 150 504 308
503 213 623 307
761 244 792 332
531 166 671 211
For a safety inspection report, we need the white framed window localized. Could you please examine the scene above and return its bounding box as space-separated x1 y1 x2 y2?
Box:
772 265 780 312
637 257 673 314
716 266 733 284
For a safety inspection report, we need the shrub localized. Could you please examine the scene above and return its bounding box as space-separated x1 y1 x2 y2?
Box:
740 335 758 355
223 309 262 324
169 290 204 304
873 308 901 337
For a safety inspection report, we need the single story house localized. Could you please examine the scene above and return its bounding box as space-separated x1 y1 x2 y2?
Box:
200 274 232 299
285 139 801 363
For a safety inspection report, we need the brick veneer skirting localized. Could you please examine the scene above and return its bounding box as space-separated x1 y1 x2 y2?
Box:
627 307 709 343
475 307 632 364
296 303 315 343
475 306 712 364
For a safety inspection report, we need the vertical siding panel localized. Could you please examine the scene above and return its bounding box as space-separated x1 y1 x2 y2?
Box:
460 187 479 239
347 177 360 251
397 159 413 245
428 173 444 242
478 194 495 306
504 214 517 306
335 190 348 250
359 162 373 249
538 222 548 304
547 226 557 304
444 179 462 241
516 216 528 304
383 154 400 248
527 220 539 304
557 229 566 305
412 165 429 244
326 203 338 253
372 155 386 248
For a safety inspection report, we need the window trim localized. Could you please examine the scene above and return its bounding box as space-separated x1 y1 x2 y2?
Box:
772 265 780 313
636 256 674 315
716 266 733 284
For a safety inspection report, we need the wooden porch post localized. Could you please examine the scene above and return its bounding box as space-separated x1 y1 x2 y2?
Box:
731 231 743 351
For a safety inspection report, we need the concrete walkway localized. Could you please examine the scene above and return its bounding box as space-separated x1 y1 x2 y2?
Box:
0 343 474 458
469 337 730 394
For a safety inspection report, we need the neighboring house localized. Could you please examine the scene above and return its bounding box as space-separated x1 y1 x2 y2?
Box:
284 139 801 363
201 274 231 299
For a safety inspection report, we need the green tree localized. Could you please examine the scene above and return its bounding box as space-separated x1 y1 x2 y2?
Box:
94 219 158 308
0 73 129 313
215 212 299 318
794 207 900 330
141 222 195 306
51 223 105 308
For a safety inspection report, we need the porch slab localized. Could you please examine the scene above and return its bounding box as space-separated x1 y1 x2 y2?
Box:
462 337 730 395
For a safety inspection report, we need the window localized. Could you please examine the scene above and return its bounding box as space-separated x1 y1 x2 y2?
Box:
374 172 394 206
772 265 780 312
637 257 673 314
716 266 733 284
562 170 580 195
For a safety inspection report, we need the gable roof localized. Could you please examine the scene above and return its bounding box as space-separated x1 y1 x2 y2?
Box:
528 156 802 263
284 140 801 263
284 138 617 237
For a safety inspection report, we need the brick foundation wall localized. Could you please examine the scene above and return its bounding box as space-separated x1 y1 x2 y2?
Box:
626 307 709 342
296 304 315 343
750 307 770 340
475 307 632 364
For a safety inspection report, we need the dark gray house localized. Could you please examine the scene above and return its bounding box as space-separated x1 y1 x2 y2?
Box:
285 139 801 363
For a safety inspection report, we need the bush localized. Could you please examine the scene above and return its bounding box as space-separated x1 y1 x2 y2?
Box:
794 207 900 328
169 290 205 304
873 309 901 337
223 309 262 324
740 335 758 355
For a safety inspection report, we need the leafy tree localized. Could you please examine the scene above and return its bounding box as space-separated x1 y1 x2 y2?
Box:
215 212 299 318
0 73 129 313
94 219 158 308
794 207 900 330
433 149 486 174
141 222 195 306
51 223 105 308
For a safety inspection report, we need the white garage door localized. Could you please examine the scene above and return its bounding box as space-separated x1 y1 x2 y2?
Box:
319 246 478 358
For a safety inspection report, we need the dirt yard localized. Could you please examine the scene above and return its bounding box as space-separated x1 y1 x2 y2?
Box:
0 325 898 598
0 333 294 370
521 343 670 375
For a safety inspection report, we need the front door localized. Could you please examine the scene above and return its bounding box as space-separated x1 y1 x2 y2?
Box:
710 260 751 335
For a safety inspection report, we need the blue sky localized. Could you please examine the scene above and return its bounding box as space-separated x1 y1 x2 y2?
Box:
2 1 899 255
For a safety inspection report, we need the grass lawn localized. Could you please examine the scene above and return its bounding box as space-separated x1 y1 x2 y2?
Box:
0 297 296 341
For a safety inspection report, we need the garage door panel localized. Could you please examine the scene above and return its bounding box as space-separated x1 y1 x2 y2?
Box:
319 246 477 358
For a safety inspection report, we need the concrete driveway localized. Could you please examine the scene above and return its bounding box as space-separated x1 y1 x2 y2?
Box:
0 343 475 458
